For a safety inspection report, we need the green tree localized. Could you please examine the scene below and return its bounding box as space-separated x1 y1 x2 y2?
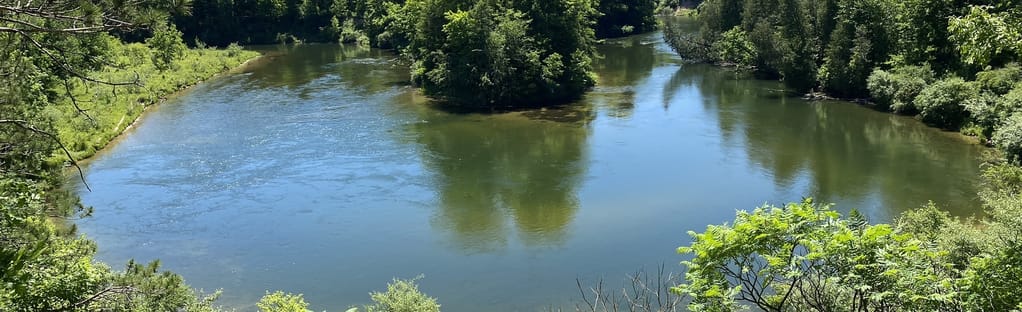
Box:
406 0 598 107
913 77 979 129
674 199 958 312
595 0 657 38
818 0 893 97
866 65 935 113
147 23 188 70
258 291 311 312
949 6 1022 67
366 278 441 312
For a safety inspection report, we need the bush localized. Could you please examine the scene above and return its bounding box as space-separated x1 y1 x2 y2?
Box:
976 63 1022 95
867 65 934 113
257 291 310 312
963 91 1002 138
226 43 244 57
710 27 756 68
365 278 440 312
994 113 1022 161
146 23 187 70
914 77 979 129
675 200 957 312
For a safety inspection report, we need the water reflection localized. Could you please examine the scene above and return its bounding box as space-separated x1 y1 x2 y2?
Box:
243 44 407 93
412 112 592 250
71 31 989 311
588 34 665 119
676 63 984 216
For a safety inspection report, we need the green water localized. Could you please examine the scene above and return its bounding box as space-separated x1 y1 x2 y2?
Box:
75 30 985 311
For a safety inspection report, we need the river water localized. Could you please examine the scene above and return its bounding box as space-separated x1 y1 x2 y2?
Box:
74 30 985 311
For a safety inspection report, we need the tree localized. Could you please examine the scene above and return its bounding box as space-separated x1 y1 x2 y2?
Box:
147 23 187 70
1 1 232 311
913 77 978 129
818 0 893 97
949 6 1022 67
406 0 598 107
674 199 959 312
595 0 657 38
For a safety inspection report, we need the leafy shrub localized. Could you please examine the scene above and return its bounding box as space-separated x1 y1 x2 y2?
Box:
257 291 310 312
710 27 757 68
146 23 187 70
975 63 1022 95
867 65 934 113
963 91 1002 138
675 199 957 312
914 77 979 129
226 43 244 57
339 19 369 46
994 113 1022 161
366 278 440 312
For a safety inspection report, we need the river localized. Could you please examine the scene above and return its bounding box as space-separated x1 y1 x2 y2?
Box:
74 29 985 311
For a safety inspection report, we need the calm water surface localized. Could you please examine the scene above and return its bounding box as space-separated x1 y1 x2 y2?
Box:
75 30 985 311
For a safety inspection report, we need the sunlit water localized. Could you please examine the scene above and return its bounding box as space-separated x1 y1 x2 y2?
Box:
74 29 985 311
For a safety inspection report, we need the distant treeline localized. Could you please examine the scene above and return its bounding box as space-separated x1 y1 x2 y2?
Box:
664 0 1022 158
174 0 657 46
174 0 657 107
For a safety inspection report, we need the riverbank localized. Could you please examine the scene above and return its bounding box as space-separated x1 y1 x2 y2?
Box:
51 43 262 165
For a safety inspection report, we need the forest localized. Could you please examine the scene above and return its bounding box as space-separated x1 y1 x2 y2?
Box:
3 0 1022 310
175 0 656 105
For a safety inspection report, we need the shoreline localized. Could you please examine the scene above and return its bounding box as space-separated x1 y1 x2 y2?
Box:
69 53 266 169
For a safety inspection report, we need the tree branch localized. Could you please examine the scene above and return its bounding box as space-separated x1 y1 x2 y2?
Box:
0 119 90 191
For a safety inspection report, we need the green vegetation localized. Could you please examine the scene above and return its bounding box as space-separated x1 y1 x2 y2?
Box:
52 39 258 161
663 0 1021 95
6 0 1022 310
664 4 1022 309
403 0 599 106
256 278 439 312
1 1 258 311
177 0 657 46
674 159 1022 311
177 0 658 107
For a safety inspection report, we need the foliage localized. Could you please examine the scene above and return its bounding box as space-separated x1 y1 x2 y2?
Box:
710 27 756 68
866 65 934 113
818 0 893 97
147 22 188 70
1 1 260 311
975 63 1022 95
596 0 657 38
949 6 1022 66
365 278 441 312
176 0 656 46
666 0 1021 98
258 291 312 312
993 113 1022 162
677 158 1022 311
405 0 599 107
674 199 958 312
913 77 978 129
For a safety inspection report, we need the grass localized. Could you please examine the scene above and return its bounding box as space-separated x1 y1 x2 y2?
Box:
45 41 260 163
